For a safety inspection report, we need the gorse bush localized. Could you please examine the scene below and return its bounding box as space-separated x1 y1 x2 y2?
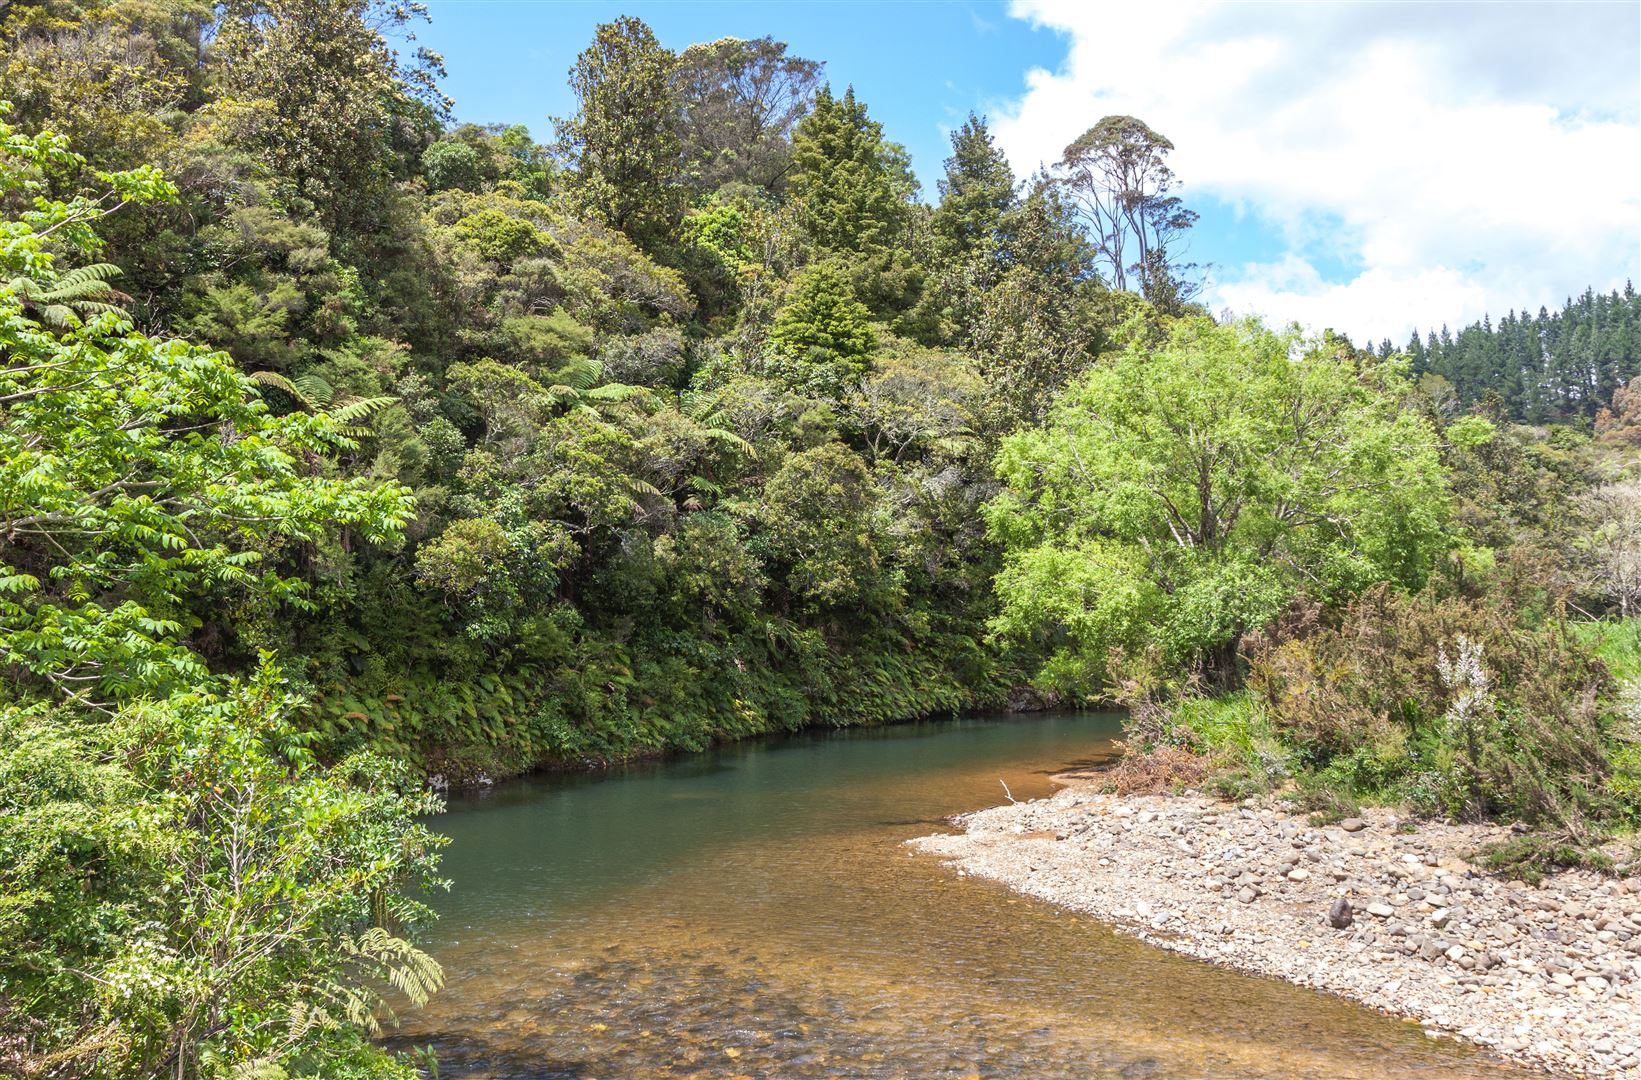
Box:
1249 586 1623 830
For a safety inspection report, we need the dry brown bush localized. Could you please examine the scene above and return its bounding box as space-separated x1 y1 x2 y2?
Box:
1099 744 1210 795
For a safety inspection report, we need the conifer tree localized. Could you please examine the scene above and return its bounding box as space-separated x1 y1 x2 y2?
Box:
932 113 1016 259
787 85 914 252
765 260 877 398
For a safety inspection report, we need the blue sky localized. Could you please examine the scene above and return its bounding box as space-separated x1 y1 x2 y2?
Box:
421 0 1057 191
416 1 1640 343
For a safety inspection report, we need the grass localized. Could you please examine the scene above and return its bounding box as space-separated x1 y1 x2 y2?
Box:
1161 691 1294 800
1573 616 1641 681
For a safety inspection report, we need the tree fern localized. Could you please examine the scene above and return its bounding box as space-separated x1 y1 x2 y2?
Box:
700 425 758 459
248 370 336 410
681 386 759 459
547 355 603 392
248 375 393 448
4 262 131 327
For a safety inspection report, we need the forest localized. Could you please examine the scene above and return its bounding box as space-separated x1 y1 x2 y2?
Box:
0 1 1636 1077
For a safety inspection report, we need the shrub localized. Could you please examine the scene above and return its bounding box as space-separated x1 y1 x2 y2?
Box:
422 140 482 193
0 666 446 1078
1249 586 1621 830
1474 833 1614 886
1099 745 1209 795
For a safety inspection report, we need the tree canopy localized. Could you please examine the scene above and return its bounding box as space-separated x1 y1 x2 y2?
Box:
987 319 1450 688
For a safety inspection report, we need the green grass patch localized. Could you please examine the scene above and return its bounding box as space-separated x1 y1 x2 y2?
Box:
1573 617 1641 681
1165 691 1293 796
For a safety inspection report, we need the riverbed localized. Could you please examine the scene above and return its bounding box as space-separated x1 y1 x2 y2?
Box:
385 712 1534 1077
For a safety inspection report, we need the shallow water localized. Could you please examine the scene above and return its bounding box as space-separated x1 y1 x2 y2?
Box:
385 713 1535 1078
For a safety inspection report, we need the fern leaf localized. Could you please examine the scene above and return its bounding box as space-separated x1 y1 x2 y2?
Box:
327 396 397 424
294 372 336 405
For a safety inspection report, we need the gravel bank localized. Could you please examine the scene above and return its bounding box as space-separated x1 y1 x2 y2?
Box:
911 783 1641 1078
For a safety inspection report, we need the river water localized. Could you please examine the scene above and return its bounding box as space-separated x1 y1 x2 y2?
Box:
385 712 1533 1078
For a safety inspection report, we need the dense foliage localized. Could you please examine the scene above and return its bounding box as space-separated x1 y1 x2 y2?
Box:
987 320 1448 690
0 113 440 1077
1394 284 1641 422
1 1 1636 1074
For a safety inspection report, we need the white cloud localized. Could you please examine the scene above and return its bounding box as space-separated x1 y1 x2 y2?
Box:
994 0 1641 343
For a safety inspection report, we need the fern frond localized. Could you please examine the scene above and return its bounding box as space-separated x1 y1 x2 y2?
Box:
248 370 320 412
689 476 724 499
327 396 397 425
700 426 758 459
583 382 650 404
50 262 125 295
249 370 302 396
346 926 445 1006
548 356 603 392
6 263 130 328
294 372 335 406
628 477 664 499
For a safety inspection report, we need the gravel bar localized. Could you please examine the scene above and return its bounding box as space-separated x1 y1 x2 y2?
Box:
911 783 1641 1077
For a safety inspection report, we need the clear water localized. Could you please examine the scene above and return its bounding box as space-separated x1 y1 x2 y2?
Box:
385 713 1532 1078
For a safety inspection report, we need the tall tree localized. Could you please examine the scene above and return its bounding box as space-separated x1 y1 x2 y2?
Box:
931 113 1017 260
1054 115 1198 307
964 181 1103 428
674 35 822 193
212 0 449 238
554 16 684 247
786 84 915 253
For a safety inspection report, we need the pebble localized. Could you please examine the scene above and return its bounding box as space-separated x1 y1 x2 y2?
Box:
912 787 1641 1079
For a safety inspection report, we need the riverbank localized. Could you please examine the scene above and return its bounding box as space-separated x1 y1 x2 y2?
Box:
912 782 1641 1078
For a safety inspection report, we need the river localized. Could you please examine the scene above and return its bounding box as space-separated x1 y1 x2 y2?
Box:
385 711 1532 1078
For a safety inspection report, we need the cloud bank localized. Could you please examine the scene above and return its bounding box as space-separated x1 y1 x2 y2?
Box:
993 1 1641 343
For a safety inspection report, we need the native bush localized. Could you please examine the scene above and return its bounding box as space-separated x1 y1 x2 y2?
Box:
0 666 446 1079
1249 586 1623 830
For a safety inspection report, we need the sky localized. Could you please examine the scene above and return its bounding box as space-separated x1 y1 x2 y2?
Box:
417 0 1641 344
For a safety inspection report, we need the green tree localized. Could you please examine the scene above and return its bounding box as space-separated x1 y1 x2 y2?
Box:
675 36 823 193
0 117 438 1079
931 113 1016 259
758 442 882 611
554 16 684 246
212 0 449 238
987 318 1451 690
965 182 1106 429
765 260 877 399
786 85 915 253
422 138 482 192
0 120 413 705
